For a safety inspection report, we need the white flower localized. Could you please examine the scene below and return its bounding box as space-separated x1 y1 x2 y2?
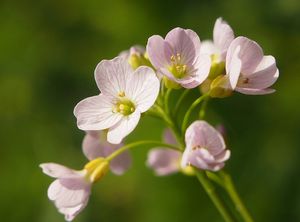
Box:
74 57 160 144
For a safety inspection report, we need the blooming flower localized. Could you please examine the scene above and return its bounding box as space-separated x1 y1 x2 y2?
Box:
40 161 108 221
147 27 211 88
119 45 153 70
225 36 279 95
147 129 181 176
74 57 160 144
83 130 131 175
181 121 230 171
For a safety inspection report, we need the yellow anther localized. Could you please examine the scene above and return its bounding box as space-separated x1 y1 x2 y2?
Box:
118 91 125 97
119 104 125 110
170 55 176 62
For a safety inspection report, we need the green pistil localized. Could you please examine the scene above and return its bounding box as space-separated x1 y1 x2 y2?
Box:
114 97 135 116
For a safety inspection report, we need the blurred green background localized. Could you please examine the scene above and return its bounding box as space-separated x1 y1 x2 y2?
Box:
1 0 300 221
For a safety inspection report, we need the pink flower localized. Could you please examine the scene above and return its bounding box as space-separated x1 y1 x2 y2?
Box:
83 131 131 175
147 129 181 176
200 17 235 62
181 121 230 172
74 57 160 144
40 163 92 221
225 36 279 95
147 27 211 88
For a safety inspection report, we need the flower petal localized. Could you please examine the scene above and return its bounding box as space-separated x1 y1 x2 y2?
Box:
107 111 141 144
227 37 264 75
165 27 199 65
40 163 78 179
94 57 132 98
147 148 181 176
163 128 177 145
238 56 279 89
147 35 173 68
49 178 90 208
200 40 220 56
74 95 122 131
126 66 160 112
110 150 132 175
213 17 234 59
185 121 226 155
226 43 242 88
235 87 276 95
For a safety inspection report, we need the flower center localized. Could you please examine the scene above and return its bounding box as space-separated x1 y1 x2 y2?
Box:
113 92 135 116
168 53 187 79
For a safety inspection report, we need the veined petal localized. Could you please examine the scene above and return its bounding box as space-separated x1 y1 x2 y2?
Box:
239 56 279 89
147 35 173 69
94 57 132 98
74 95 122 131
213 17 234 59
165 27 199 65
185 121 226 155
126 66 160 112
107 111 141 144
227 37 264 75
40 163 78 179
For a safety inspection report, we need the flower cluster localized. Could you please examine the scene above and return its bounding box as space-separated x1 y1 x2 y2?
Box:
40 17 279 221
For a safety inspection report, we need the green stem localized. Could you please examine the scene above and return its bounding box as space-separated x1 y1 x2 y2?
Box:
196 171 236 222
181 94 209 133
199 97 209 119
106 140 181 162
220 171 254 222
174 89 190 115
164 88 172 115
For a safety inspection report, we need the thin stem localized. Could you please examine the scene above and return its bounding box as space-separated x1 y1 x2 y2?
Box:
106 140 181 162
181 94 209 133
220 171 254 222
164 88 172 115
174 89 190 115
196 171 236 222
199 97 209 119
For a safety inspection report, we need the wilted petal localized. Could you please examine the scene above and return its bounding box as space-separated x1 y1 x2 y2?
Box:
74 95 122 131
147 148 181 176
213 17 234 59
126 66 160 112
94 57 132 98
107 110 141 144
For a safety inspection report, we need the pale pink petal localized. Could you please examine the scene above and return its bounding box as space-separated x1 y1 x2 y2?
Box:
74 95 122 131
181 147 191 168
226 44 242 88
200 40 220 55
82 132 109 160
126 66 160 112
182 54 211 88
94 57 132 98
165 27 199 65
213 17 234 59
48 179 90 208
163 128 177 145
107 111 141 144
110 150 132 175
147 35 173 68
235 87 276 95
59 202 87 222
214 150 231 163
238 56 279 89
227 37 264 75
194 148 215 163
40 163 77 179
185 121 226 155
147 148 181 176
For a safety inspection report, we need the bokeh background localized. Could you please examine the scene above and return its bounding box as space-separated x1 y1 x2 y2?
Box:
1 0 300 221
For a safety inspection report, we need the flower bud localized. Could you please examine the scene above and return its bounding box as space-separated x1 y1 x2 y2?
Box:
209 75 232 98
